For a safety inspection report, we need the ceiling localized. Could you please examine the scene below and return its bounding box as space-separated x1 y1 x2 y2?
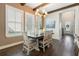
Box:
26 3 42 9
26 3 74 12
39 3 74 12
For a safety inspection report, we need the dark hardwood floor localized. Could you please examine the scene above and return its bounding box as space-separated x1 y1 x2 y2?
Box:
0 34 78 56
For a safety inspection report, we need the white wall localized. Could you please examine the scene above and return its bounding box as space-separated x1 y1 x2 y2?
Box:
47 6 79 40
47 12 61 40
58 6 79 36
75 6 79 36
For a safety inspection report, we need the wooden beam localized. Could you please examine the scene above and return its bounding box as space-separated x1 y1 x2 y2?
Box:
48 3 79 14
33 3 48 11
20 3 26 6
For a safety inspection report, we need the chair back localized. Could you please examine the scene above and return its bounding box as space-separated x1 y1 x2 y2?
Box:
23 33 30 45
48 33 52 40
48 31 52 39
44 31 52 41
43 32 49 42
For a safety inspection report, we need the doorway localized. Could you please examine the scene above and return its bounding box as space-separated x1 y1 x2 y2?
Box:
60 10 75 36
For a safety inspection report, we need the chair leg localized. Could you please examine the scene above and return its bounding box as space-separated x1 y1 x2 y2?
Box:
35 47 40 51
27 49 30 55
43 45 45 52
43 47 45 52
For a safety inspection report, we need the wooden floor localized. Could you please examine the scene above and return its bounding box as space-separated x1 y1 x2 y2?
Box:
0 34 78 56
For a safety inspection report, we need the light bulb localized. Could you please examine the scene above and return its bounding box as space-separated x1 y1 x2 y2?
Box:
36 9 39 12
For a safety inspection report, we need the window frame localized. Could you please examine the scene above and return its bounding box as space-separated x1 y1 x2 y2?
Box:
5 5 24 37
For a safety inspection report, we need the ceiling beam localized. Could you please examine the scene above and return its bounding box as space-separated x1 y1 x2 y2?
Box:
48 3 79 14
33 3 48 11
20 3 26 6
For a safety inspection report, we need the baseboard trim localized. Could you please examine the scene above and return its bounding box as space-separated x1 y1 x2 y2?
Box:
0 41 24 50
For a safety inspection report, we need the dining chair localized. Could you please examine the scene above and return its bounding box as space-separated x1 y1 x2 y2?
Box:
74 34 79 55
22 33 37 55
48 32 53 46
39 32 51 52
74 34 79 47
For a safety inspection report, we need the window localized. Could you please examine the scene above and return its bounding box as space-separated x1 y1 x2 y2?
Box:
6 5 24 37
36 15 42 35
46 19 55 28
45 15 55 31
25 13 35 36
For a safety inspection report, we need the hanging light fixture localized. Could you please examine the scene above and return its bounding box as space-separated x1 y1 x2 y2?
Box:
35 9 48 17
43 12 48 16
35 9 39 15
35 9 42 16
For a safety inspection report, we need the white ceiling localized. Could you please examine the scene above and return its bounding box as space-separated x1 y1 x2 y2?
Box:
39 3 74 12
26 3 74 12
26 3 42 9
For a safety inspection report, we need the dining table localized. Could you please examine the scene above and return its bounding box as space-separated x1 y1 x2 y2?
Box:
27 34 44 51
